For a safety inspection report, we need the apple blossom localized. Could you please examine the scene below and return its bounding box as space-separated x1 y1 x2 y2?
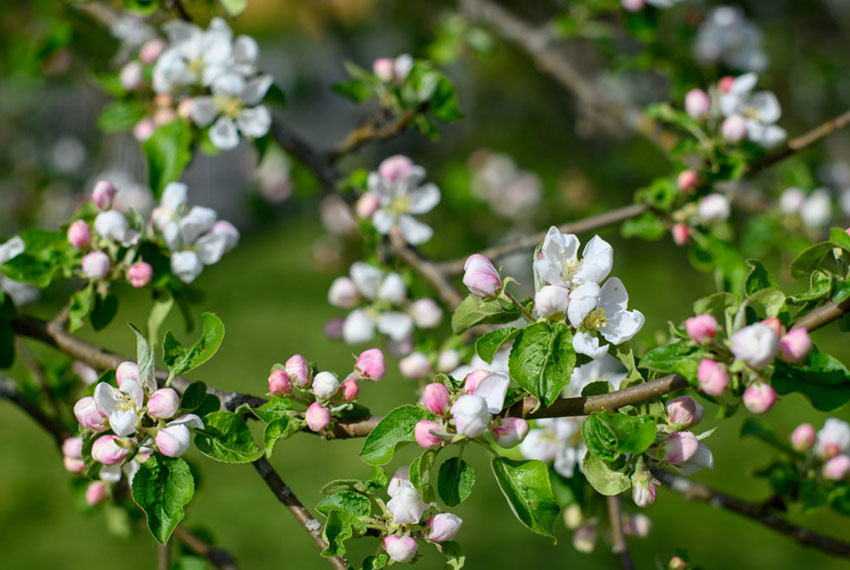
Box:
383 535 418 563
341 378 359 402
624 513 652 538
472 371 510 413
721 114 748 142
408 298 442 328
354 348 385 381
698 193 731 223
92 435 132 465
74 396 108 431
676 443 714 475
426 513 463 542
684 88 711 120
368 155 440 245
800 189 832 228
535 227 613 289
667 396 703 428
372 57 394 82
92 180 116 210
387 466 410 497
718 73 785 146
127 262 153 288
697 359 729 396
342 309 376 344
621 0 646 11
730 323 780 369
386 481 426 525
566 354 628 397
120 61 144 90
791 423 816 451
568 278 645 360
85 481 109 506
437 349 461 373
414 420 445 450
463 369 490 394
779 328 812 363
63 437 85 473
67 220 91 249
779 187 806 214
463 254 502 298
685 314 718 343
116 361 140 387
285 354 312 387
816 418 850 458
535 285 569 318
190 72 273 150
94 380 143 436
693 7 767 72
139 38 166 63
153 18 237 93
451 394 490 438
663 432 699 464
147 388 179 419
493 417 529 448
373 54 413 83
824 455 850 481
133 118 155 141
572 523 597 553
305 402 331 432
520 418 585 478
312 371 340 400
632 473 657 508
400 352 431 378
677 169 699 192
81 251 111 279
422 383 451 416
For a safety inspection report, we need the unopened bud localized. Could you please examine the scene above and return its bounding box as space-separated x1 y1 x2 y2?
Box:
341 377 360 402
791 423 815 451
463 254 502 298
120 61 144 90
85 481 109 506
312 371 340 400
268 369 292 396
67 220 91 249
414 419 445 450
92 434 131 465
535 285 569 318
383 535 418 563
328 277 358 308
721 114 747 142
399 352 430 379
285 354 312 387
742 383 777 414
437 349 461 373
663 431 699 464
824 455 850 481
305 402 331 432
667 396 702 428
74 396 108 431
697 359 729 396
492 417 529 448
355 348 385 381
409 298 442 328
133 118 156 141
425 513 463 542
92 180 116 210
677 169 699 192
127 261 153 288
139 38 167 64
355 192 381 219
684 88 711 120
156 424 191 457
147 388 179 419
685 314 718 344
779 328 812 363
372 58 395 82
422 383 451 416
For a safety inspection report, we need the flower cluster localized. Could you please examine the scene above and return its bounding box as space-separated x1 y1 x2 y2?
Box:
372 54 414 84
791 418 850 481
693 6 768 72
778 187 834 230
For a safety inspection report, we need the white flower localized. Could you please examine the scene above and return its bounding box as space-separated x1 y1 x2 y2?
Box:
451 395 491 438
471 371 509 413
190 72 273 150
718 73 786 147
519 418 586 478
153 18 236 93
369 158 440 245
729 323 779 369
569 278 645 359
94 210 139 246
386 481 426 525
800 189 832 228
779 187 806 215
693 6 767 72
535 285 569 318
535 227 613 290
337 263 414 344
566 354 628 398
674 443 714 475
312 371 340 400
698 194 731 223
817 418 850 457
94 379 144 437
0 237 39 306
342 309 377 344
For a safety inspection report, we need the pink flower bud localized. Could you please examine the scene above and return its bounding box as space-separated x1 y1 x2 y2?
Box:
685 314 718 343
92 180 116 210
697 359 729 396
663 432 699 464
621 0 646 11
669 556 689 570
824 455 850 481
721 114 747 142
127 261 153 288
155 424 191 457
133 118 155 141
147 388 180 419
493 417 529 448
409 298 442 328
305 402 331 432
718 76 735 93
684 88 711 120
355 348 385 381
667 396 702 427
177 97 194 119
74 396 108 431
415 419 445 450
451 394 490 438
64 456 86 472
677 169 700 192
422 383 451 416
631 472 657 508
534 285 569 318
285 354 312 387
139 38 166 64
91 434 131 465
67 220 91 249
268 369 292 396
383 535 418 563
341 377 360 402
82 251 110 279
743 383 776 414
120 61 144 90
437 349 460 373
355 192 381 219
572 523 598 553
85 481 109 506
623 513 652 537
730 323 780 369
116 361 140 387
153 94 172 108
779 328 812 363
425 513 463 542
462 254 502 298
762 317 783 337
153 107 176 126
671 223 691 246
63 436 83 458
399 352 430 379
791 423 815 451
372 58 395 82
324 317 344 340
464 369 490 394
378 155 414 182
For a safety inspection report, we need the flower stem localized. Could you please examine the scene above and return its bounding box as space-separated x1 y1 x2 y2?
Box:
503 289 535 322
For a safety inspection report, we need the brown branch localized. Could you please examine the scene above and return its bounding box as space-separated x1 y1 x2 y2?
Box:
252 457 348 570
749 109 850 173
654 469 850 559
331 111 416 161
172 526 239 570
606 495 635 570
388 231 465 309
0 374 69 445
15 338 63 419
794 296 850 332
158 542 170 570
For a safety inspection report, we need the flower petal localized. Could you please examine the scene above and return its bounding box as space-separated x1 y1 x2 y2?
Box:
575 236 613 285
407 183 441 214
209 116 240 150
573 331 609 359
377 312 414 341
398 215 433 245
350 262 382 299
236 105 271 138
191 96 219 127
241 75 274 106
472 371 510 413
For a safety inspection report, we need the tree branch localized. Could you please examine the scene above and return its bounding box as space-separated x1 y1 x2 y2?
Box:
654 469 850 559
172 526 239 570
330 111 416 161
606 495 635 570
0 374 69 445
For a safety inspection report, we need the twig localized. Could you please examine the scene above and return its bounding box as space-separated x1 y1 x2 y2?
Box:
749 109 850 173
388 231 465 309
252 457 349 570
158 542 170 570
654 469 850 559
173 526 239 570
793 296 850 332
0 374 69 445
15 338 62 419
606 495 635 570
330 111 416 160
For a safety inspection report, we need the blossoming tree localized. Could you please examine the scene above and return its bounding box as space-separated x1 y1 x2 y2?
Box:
4 1 850 569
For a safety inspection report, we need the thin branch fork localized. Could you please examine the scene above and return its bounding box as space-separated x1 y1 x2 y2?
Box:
606 495 635 570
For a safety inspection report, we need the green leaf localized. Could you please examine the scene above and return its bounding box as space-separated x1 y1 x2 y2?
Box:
640 340 706 380
508 322 575 407
0 294 14 369
451 294 521 334
68 283 95 332
439 541 466 569
180 381 209 411
772 349 850 411
790 242 838 278
437 457 475 506
129 323 157 393
748 288 786 319
581 413 619 462
475 327 519 363
605 413 657 454
321 510 365 557
147 291 175 345
97 100 146 132
621 212 666 241
251 397 294 423
361 554 389 570
332 78 374 103
1 229 72 288
163 313 225 376
693 292 741 318
360 405 433 465
218 0 247 17
491 458 559 538
90 293 118 331
409 449 438 504
744 259 778 294
131 455 194 544
317 491 371 518
830 227 850 252
143 120 193 198
194 411 263 463
263 416 300 458
582 454 631 496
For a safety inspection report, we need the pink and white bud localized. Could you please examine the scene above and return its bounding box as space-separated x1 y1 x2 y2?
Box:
386 482 426 524
667 396 702 428
328 277 359 308
425 513 463 542
285 354 312 387
422 383 451 416
67 220 91 249
493 417 529 448
85 481 109 506
133 118 156 141
147 388 180 419
721 114 748 142
82 251 110 279
779 328 812 363
91 180 116 210
697 359 729 396
119 61 144 90
116 361 140 388
355 192 381 219
535 285 569 318
127 261 153 288
718 76 735 93
63 436 83 458
378 155 414 182
791 423 816 451
677 169 699 192
572 523 598 553
450 394 490 438
92 434 131 465
824 455 850 481
414 419 445 450
155 424 191 457
698 193 731 223
74 396 108 431
779 187 806 214
355 348 385 381
684 88 711 120
621 0 646 12
742 383 777 414
409 298 443 328
153 107 176 127
383 535 418 563
685 314 718 344
663 432 699 464
305 402 331 432
393 54 413 81
437 349 461 373
64 456 86 473
669 556 689 570
177 98 194 120
623 513 652 537
140 38 167 63
671 223 690 246
817 419 850 458
632 472 657 508
312 371 340 400
464 369 490 394
341 377 360 402
210 221 239 252
730 323 780 369
762 317 783 337
388 466 410 497
399 352 430 379
268 369 292 395
372 58 395 82
462 254 502 298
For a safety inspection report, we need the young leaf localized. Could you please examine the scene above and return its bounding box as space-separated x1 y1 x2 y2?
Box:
251 396 295 423
451 294 521 334
475 327 519 363
317 491 372 518
90 292 118 331
131 454 194 544
640 340 706 381
162 313 225 376
437 457 475 506
409 449 438 503
129 323 157 393
143 120 193 198
508 321 575 407
263 416 301 458
68 283 95 332
322 510 365 557
194 411 263 463
360 405 433 465
582 454 631 496
772 349 850 411
490 457 559 538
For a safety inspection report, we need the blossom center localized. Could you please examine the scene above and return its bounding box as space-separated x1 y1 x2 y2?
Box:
560 255 580 281
187 58 205 79
215 95 243 118
388 196 411 214
584 308 608 330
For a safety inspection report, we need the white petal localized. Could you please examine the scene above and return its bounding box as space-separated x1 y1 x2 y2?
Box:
171 250 204 283
534 259 565 287
371 209 396 235
730 72 758 96
191 97 219 127
121 378 144 408
110 409 138 437
236 106 271 138
211 73 245 98
162 20 201 45
598 277 629 314
377 312 414 341
195 232 228 265
573 331 609 359
209 116 240 150
407 183 441 214
567 282 600 329
169 414 204 429
0 236 25 263
100 464 123 483
233 35 259 71
575 236 613 285
161 182 188 212
600 309 645 346
750 91 781 124
94 383 120 416
342 309 376 344
350 262 382 299
377 272 407 305
179 206 217 245
398 215 433 245
241 75 274 106
473 372 510 413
